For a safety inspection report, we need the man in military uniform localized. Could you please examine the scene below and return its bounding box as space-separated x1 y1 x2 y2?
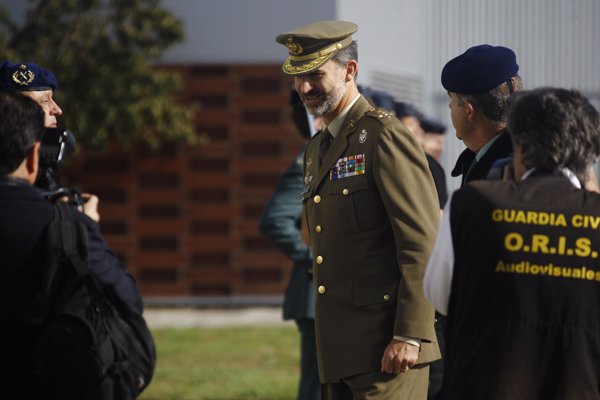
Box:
424 88 600 399
276 21 440 399
442 44 521 186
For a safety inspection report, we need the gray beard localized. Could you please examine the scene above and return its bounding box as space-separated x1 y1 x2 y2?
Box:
307 79 346 117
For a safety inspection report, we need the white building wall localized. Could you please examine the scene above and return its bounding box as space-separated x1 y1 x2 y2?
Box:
335 0 427 106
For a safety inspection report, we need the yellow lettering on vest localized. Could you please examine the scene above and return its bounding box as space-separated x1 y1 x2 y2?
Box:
531 234 550 254
505 233 523 251
557 236 566 255
495 261 506 272
537 212 548 225
526 212 538 224
492 209 503 222
587 270 595 280
555 214 567 227
575 237 592 257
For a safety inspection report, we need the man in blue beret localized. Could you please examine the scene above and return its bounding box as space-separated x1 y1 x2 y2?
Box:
441 44 521 186
0 61 62 128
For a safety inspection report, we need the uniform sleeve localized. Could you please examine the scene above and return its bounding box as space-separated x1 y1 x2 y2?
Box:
424 195 455 316
373 122 440 341
76 212 144 313
258 151 312 267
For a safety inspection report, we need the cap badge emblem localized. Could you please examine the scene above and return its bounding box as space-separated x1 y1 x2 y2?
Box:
286 38 303 56
11 64 35 86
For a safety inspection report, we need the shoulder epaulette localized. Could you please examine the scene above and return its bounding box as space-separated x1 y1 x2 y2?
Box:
365 107 395 120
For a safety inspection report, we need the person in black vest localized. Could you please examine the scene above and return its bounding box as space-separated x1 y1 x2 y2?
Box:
442 44 521 186
424 87 600 400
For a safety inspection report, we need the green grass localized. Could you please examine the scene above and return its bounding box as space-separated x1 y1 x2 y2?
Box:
139 325 300 400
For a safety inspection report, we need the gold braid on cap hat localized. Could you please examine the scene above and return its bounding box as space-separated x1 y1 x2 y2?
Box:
289 40 346 61
282 36 353 75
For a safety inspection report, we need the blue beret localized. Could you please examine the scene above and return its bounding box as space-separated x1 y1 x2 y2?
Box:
0 61 58 92
441 44 518 94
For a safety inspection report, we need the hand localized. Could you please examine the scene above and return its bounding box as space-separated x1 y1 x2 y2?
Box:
79 193 100 222
380 339 419 375
502 163 515 182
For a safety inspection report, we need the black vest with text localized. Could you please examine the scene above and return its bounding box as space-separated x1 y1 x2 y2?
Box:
443 173 600 400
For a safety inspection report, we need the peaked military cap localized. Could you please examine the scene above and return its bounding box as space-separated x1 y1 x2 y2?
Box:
276 20 358 76
441 44 518 94
0 61 58 92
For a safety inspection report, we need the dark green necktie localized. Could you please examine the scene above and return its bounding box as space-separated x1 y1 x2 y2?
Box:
319 129 333 164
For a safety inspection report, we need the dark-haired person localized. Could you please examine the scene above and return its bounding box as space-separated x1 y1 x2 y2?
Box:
0 65 143 397
0 61 142 311
0 92 58 396
276 20 440 399
442 44 521 187
424 88 600 400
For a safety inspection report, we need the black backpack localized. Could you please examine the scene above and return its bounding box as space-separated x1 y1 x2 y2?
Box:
19 201 156 399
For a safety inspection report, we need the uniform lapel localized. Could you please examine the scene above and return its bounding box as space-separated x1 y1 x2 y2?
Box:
315 96 372 187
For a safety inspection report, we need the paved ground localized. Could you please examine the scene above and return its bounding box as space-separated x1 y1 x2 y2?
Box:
143 307 293 329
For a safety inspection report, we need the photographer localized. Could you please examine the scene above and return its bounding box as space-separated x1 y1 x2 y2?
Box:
0 61 142 313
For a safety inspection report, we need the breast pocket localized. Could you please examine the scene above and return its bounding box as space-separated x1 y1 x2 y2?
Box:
327 176 384 233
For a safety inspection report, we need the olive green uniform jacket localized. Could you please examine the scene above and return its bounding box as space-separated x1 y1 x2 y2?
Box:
302 95 441 383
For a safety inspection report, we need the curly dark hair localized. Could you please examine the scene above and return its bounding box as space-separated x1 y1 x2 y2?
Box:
507 87 600 178
0 92 45 175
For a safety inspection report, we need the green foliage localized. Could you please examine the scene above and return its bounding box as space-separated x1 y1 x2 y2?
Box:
0 0 196 150
141 326 299 400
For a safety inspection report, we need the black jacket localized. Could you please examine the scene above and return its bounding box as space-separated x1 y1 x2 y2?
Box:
451 130 513 186
0 179 142 315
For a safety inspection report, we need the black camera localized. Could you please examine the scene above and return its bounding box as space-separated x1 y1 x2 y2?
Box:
35 127 81 204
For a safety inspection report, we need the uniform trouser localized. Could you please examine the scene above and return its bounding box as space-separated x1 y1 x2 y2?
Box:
295 318 321 400
322 364 430 400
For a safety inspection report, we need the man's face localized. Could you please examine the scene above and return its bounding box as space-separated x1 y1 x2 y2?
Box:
21 90 62 128
294 60 346 117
